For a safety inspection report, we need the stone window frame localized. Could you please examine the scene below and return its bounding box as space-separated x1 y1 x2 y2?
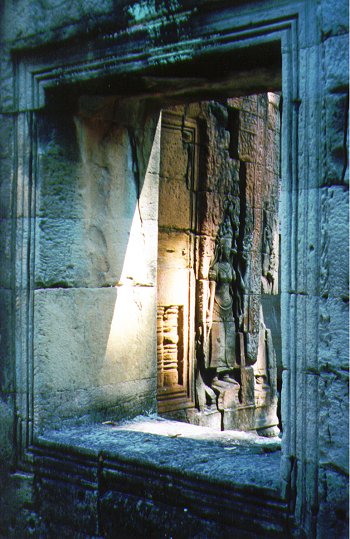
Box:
12 3 320 532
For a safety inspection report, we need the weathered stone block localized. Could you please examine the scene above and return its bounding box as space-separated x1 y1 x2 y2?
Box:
197 191 224 237
37 105 159 290
280 187 323 296
35 379 157 433
264 128 280 173
294 187 322 296
319 296 349 372
197 235 215 280
205 151 240 194
295 294 319 373
280 293 294 371
0 114 14 218
239 110 259 133
297 374 319 462
243 295 261 338
320 186 349 299
244 162 258 209
0 397 15 468
318 0 349 38
160 122 190 181
0 218 13 289
35 213 157 288
227 96 258 115
137 111 162 178
35 217 87 286
0 55 14 113
323 34 349 92
185 407 222 430
157 268 193 309
246 164 279 212
139 148 160 222
0 472 36 537
323 93 348 185
0 288 14 395
33 286 157 429
241 207 262 254
317 467 349 539
157 231 191 271
238 129 257 162
0 157 14 220
36 476 98 537
318 372 349 474
243 249 262 295
34 286 156 389
34 287 116 392
36 112 80 219
261 294 282 368
118 217 158 286
159 175 192 229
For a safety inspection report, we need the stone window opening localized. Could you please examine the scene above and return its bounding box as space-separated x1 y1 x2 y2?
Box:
30 83 283 443
25 88 286 537
8 20 310 535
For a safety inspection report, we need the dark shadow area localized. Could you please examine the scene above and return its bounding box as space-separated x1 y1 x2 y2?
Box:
44 41 281 110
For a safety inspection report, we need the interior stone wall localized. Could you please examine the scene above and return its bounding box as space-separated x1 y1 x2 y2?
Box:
158 96 281 434
157 112 197 412
32 97 161 432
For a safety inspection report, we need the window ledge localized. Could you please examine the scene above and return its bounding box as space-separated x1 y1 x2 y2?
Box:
33 417 288 537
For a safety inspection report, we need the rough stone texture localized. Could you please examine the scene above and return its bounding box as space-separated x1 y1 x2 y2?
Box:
0 289 14 395
31 418 287 537
35 102 159 288
31 99 161 434
0 114 14 219
33 287 157 431
318 0 349 38
0 472 38 539
0 396 14 467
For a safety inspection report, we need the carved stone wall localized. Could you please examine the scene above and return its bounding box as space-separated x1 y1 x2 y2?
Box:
158 96 281 434
157 112 197 412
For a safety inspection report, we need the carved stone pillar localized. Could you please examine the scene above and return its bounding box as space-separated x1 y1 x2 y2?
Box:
162 306 180 387
157 307 165 388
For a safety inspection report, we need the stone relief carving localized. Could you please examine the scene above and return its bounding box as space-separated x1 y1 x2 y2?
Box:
157 305 182 389
158 98 280 434
195 203 279 431
261 206 279 295
201 211 240 409
196 196 278 434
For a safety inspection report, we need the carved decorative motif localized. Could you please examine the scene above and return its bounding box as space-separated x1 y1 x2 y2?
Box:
159 98 281 433
157 305 181 389
156 112 197 413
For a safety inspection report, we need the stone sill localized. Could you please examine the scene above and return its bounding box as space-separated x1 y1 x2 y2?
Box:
33 416 288 537
36 415 283 491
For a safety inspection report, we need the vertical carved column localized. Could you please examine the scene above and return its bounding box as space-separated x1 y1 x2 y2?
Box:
157 307 165 388
162 306 179 387
157 305 181 389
